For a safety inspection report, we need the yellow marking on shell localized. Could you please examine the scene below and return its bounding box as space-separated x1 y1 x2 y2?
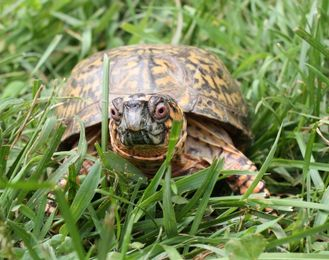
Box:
213 75 225 87
126 61 138 68
185 63 196 72
152 65 167 74
188 54 201 65
142 59 151 87
193 71 204 85
177 94 191 108
155 75 175 86
203 74 216 89
217 91 228 103
230 92 243 106
224 92 233 105
154 59 169 68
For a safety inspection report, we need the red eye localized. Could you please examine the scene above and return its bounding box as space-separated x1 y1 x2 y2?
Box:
154 103 168 119
110 107 120 121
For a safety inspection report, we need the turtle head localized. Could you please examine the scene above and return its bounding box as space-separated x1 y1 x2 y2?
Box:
109 94 186 173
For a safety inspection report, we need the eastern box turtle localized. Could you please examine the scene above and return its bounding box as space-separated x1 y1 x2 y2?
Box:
57 44 267 194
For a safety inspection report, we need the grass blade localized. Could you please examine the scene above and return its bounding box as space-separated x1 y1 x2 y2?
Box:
120 120 182 257
32 34 63 74
267 221 329 249
242 124 282 199
54 189 86 260
259 253 329 259
101 54 110 153
7 220 41 260
70 160 101 221
161 244 183 260
163 165 178 237
314 186 329 226
270 159 329 172
189 159 223 235
295 131 324 189
306 63 329 88
97 206 116 260
295 27 329 58
301 125 317 204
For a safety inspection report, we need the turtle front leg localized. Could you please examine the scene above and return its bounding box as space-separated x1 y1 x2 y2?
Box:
184 118 269 196
221 144 269 196
184 139 269 196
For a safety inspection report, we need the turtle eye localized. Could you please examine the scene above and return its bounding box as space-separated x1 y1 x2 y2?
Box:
154 103 169 120
110 107 121 121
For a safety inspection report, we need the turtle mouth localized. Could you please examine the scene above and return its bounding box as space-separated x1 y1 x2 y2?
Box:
120 129 166 146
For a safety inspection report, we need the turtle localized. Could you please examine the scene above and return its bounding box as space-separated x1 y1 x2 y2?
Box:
56 44 268 195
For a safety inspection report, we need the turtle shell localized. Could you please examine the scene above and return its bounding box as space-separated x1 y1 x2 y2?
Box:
56 44 251 145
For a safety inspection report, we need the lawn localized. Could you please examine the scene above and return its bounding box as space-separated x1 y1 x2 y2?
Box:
0 0 329 259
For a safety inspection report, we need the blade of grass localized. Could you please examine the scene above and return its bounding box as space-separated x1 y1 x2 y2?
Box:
306 63 329 88
75 119 88 172
10 84 44 149
171 0 183 44
177 163 221 221
138 120 182 206
161 244 183 260
27 116 57 154
7 220 41 260
302 125 317 207
79 28 92 59
100 149 145 180
70 160 101 219
51 11 83 27
120 120 182 257
295 27 329 58
295 131 324 189
54 189 86 260
39 210 56 240
314 186 329 226
259 253 329 259
119 177 144 247
1 124 64 215
32 34 63 74
163 165 178 237
97 205 116 260
29 125 65 181
267 221 329 249
26 152 80 211
101 54 109 153
270 159 329 172
190 244 225 257
189 159 223 235
2 180 53 190
61 161 101 234
32 194 47 239
213 196 329 211
95 3 122 33
0 144 10 182
241 124 282 199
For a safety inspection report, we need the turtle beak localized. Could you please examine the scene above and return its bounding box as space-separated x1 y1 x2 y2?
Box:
123 101 144 131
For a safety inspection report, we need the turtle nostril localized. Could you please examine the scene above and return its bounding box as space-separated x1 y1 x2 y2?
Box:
127 101 140 109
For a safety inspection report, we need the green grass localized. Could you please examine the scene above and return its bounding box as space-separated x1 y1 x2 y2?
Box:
1 0 329 259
